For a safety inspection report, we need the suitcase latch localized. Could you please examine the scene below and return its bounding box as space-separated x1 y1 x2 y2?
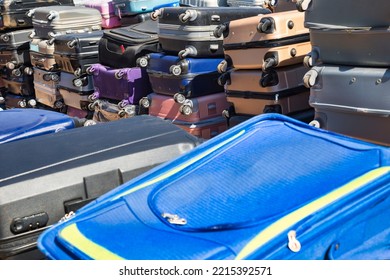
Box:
161 213 187 225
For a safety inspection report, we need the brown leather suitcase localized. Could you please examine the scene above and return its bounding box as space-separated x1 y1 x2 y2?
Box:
216 10 310 72
221 64 310 115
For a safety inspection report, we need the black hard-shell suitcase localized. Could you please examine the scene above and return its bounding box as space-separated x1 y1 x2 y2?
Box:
152 6 271 58
305 27 390 68
58 72 94 111
0 0 74 30
53 31 104 76
98 20 159 69
30 6 102 40
296 0 389 29
0 115 202 259
1 67 34 96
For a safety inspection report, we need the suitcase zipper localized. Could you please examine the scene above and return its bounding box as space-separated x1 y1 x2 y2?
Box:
223 33 310 50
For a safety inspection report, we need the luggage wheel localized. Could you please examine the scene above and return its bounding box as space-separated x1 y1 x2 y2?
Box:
67 39 77 49
11 68 22 77
179 101 193 116
28 99 37 108
150 9 162 21
73 78 84 87
179 10 197 23
303 50 318 68
218 72 230 86
6 61 15 70
173 93 186 104
88 93 99 102
17 100 27 108
309 119 321 128
86 66 93 75
50 73 60 82
139 97 150 109
26 9 35 18
74 68 82 77
88 100 101 111
24 67 33 75
296 0 312 12
54 100 64 109
262 57 277 71
47 37 55 45
213 23 227 38
303 69 318 88
0 34 9 42
222 105 235 119
28 31 36 39
136 56 149 68
0 96 5 104
114 71 124 79
118 100 128 109
169 65 182 76
83 120 97 126
260 70 278 87
47 11 58 21
257 18 274 34
217 60 228 74
118 106 136 118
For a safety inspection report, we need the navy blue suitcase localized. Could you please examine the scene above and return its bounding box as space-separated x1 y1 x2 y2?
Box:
37 113 390 260
140 52 224 102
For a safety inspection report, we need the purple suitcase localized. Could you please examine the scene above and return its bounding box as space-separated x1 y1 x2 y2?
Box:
86 63 152 109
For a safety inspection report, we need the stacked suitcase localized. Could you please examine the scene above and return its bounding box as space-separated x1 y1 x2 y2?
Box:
28 5 102 115
86 19 160 122
216 9 313 127
0 28 36 109
138 6 272 139
297 0 390 146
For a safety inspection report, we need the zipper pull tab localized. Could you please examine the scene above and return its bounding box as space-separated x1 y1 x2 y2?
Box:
161 213 187 225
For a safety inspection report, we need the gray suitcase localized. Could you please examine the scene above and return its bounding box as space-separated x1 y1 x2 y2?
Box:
304 64 390 146
296 0 389 29
0 29 34 69
0 115 202 259
0 0 74 30
305 27 390 67
30 6 102 41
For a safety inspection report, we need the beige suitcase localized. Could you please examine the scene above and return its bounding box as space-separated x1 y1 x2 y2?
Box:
216 10 310 72
29 38 56 71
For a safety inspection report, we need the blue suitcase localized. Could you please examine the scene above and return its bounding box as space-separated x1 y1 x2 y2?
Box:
37 113 390 260
140 52 224 103
0 108 81 144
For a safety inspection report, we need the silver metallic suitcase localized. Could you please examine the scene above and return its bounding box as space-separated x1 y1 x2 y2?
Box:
305 64 390 146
